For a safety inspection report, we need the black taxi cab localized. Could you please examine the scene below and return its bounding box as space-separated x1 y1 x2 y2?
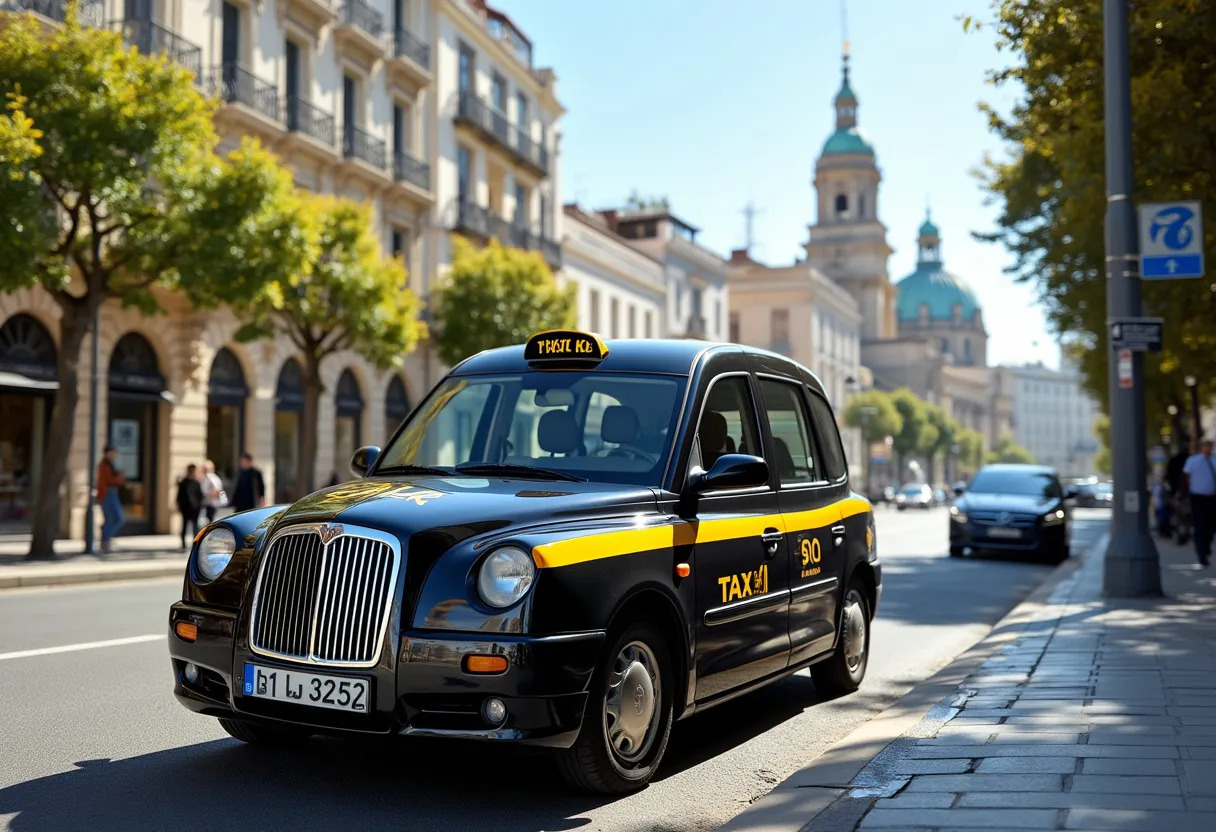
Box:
168 330 881 794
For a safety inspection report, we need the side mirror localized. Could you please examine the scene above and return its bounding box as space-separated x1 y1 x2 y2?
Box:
687 454 769 494
350 445 382 478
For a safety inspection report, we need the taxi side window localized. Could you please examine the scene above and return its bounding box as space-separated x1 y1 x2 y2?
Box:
584 391 623 455
806 390 848 482
758 379 818 484
694 376 762 472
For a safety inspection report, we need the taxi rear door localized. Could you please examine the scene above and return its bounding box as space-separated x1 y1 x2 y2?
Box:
754 374 846 664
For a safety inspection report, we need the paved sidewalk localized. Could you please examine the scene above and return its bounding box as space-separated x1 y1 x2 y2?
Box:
795 538 1216 831
0 534 186 589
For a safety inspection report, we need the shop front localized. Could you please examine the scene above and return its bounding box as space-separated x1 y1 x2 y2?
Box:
0 314 57 532
206 347 249 493
273 358 303 504
333 369 364 484
107 333 165 536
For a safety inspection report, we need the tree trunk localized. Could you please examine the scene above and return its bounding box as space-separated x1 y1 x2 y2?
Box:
27 302 92 560
298 354 323 497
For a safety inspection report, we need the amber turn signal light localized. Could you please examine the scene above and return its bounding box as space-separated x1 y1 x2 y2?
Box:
675 562 691 578
464 654 508 674
175 621 198 642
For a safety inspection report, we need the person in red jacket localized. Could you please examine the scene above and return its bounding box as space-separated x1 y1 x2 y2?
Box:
96 445 126 552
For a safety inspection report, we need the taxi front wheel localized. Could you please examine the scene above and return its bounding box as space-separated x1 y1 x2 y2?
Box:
810 582 871 697
556 621 673 794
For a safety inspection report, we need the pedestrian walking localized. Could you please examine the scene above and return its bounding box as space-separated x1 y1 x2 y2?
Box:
96 445 125 553
1183 438 1216 567
175 464 204 550
230 452 267 513
200 459 226 523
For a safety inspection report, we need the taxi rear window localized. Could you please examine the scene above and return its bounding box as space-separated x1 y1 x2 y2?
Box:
380 372 685 487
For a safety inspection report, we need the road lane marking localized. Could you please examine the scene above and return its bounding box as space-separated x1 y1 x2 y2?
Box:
0 634 163 662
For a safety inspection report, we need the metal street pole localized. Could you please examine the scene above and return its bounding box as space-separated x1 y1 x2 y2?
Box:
1186 376 1201 446
83 305 100 554
1102 0 1161 596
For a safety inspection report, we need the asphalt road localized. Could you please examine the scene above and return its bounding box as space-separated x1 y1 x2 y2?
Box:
0 507 1110 832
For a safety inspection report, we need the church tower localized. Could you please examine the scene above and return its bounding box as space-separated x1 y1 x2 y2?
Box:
803 51 897 340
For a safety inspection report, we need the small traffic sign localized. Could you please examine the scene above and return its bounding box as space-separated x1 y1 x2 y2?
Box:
1117 349 1134 389
1139 201 1204 279
1109 317 1163 352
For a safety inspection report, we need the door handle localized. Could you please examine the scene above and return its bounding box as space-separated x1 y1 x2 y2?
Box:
831 525 847 535
761 528 783 558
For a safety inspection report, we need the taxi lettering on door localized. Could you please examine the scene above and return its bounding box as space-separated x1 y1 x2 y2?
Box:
798 535 823 579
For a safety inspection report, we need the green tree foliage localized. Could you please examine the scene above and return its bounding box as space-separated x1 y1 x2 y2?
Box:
976 0 1216 425
926 405 960 485
431 237 576 368
0 9 303 558
956 428 987 476
889 388 939 478
625 189 670 212
842 390 904 445
987 435 1036 465
236 196 426 495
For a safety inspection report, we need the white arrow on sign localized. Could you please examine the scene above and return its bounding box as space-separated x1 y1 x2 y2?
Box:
1168 259 1178 274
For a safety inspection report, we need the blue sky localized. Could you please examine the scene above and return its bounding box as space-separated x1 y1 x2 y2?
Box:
505 0 1060 369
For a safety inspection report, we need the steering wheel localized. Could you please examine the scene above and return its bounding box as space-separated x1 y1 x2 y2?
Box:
608 445 658 464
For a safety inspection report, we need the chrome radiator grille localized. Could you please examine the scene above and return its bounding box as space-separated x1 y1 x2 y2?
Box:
249 525 399 667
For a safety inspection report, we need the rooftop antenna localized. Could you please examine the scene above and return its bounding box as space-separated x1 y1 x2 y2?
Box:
742 201 765 253
841 0 850 76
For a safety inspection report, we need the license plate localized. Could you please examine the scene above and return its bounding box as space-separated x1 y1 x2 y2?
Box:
988 527 1022 539
242 663 369 713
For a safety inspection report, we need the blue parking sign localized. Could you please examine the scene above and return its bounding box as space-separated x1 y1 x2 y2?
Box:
1139 201 1204 279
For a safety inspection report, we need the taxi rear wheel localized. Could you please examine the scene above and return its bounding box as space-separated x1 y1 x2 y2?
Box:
218 717 312 746
557 621 673 794
810 582 871 697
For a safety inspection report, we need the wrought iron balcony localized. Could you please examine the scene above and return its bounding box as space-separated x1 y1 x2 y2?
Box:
338 0 382 37
513 126 549 174
393 150 430 191
285 96 335 146
393 27 430 69
206 63 281 123
5 0 103 26
343 125 386 168
455 92 550 176
110 18 202 76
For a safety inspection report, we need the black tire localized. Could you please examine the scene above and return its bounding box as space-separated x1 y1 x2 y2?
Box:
811 581 872 697
556 620 673 794
218 717 312 746
949 546 964 558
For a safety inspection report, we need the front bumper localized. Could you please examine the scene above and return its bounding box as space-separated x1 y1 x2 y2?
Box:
950 520 1067 553
168 602 602 748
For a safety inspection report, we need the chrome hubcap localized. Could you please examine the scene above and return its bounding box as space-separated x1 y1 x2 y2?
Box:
843 592 867 672
604 641 660 763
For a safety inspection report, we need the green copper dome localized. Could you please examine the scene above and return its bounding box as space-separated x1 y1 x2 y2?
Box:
896 261 979 322
919 217 940 237
835 77 857 102
822 126 874 156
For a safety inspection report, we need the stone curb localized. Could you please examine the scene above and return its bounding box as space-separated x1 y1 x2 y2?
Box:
0 559 186 590
716 534 1105 832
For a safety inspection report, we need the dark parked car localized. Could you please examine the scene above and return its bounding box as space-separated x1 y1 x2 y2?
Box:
168 330 881 794
949 464 1077 562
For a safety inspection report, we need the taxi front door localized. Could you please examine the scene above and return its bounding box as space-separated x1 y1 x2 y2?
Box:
690 373 791 702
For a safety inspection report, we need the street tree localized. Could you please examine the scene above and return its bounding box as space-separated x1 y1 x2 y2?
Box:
974 0 1216 418
987 435 1036 465
955 428 987 478
926 405 960 486
235 196 426 496
889 389 939 480
843 390 903 494
0 9 304 559
431 237 576 368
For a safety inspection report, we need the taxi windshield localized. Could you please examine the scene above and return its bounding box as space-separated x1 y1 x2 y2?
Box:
377 371 686 486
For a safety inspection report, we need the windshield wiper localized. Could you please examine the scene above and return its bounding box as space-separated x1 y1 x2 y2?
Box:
375 463 454 477
454 463 585 482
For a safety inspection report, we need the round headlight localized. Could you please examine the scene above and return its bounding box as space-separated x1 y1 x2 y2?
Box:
195 527 237 582
477 546 536 608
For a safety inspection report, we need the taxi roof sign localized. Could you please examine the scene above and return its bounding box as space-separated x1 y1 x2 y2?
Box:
524 330 609 366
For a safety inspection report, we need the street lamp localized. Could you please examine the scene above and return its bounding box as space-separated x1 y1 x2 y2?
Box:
1185 375 1201 447
1167 404 1180 453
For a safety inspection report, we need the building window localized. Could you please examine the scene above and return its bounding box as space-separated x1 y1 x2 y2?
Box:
458 44 475 93
513 182 528 227
610 297 620 338
457 144 471 201
834 193 849 217
628 305 636 338
691 286 703 317
391 229 404 260
589 290 600 332
772 309 789 352
392 103 407 156
645 310 653 339
491 73 507 113
729 311 740 343
221 1 241 66
516 91 528 130
539 195 549 237
342 73 359 136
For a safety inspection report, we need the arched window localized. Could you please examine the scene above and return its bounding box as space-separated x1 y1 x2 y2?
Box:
0 313 57 382
207 348 249 487
385 375 410 433
333 370 364 481
273 358 305 502
107 333 164 535
834 194 849 216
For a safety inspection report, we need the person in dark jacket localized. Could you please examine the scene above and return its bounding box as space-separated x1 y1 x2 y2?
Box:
231 452 266 513
175 464 204 550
